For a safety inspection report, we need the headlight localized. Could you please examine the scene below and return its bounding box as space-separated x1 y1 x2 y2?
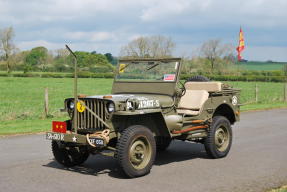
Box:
69 101 75 109
107 102 115 113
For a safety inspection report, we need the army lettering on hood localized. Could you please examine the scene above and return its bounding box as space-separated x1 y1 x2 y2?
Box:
138 99 160 109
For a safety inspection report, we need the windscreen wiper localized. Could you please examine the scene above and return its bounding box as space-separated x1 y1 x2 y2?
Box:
119 63 130 71
146 63 160 71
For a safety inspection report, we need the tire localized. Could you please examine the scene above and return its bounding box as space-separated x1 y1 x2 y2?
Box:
116 125 156 178
204 116 232 159
52 141 89 167
156 137 172 152
186 75 209 82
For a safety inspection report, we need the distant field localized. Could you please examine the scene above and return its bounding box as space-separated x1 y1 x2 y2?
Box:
237 61 287 71
0 77 286 134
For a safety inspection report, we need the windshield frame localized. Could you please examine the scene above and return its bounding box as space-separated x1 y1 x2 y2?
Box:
114 58 182 84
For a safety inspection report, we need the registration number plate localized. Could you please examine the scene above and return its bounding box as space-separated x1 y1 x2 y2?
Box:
46 132 64 141
89 137 104 147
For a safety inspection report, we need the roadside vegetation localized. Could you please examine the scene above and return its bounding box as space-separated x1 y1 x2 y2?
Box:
268 185 287 192
0 77 286 135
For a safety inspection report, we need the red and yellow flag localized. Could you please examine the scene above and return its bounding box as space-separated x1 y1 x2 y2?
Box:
52 121 67 133
236 27 245 61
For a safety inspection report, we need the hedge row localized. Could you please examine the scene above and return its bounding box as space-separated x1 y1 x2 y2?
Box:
180 74 287 82
0 72 114 78
0 72 286 82
182 70 286 77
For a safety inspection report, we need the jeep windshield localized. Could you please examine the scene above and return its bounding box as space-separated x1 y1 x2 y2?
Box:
115 60 180 82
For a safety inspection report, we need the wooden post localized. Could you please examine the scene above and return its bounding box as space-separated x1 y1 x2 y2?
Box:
284 83 287 102
255 84 258 103
44 88 49 117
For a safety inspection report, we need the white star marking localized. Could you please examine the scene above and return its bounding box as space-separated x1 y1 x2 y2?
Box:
72 136 77 142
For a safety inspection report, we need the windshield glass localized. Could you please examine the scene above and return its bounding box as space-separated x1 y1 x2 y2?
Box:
115 60 179 82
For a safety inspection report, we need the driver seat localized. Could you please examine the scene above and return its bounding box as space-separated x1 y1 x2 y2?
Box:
177 81 222 115
177 90 209 116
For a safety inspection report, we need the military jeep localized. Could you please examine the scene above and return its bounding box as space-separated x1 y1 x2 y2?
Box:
46 56 240 178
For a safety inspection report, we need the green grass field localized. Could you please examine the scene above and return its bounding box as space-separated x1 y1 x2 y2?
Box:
0 77 286 135
269 185 287 192
237 61 287 71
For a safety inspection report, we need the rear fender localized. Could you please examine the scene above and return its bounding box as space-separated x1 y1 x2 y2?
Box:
213 103 237 124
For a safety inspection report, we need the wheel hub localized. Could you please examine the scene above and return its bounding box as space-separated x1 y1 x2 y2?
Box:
215 127 229 152
129 136 151 169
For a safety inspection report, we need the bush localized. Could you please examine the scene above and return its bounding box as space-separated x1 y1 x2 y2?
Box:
0 71 285 82
181 74 286 82
91 73 114 78
41 73 65 78
77 71 93 78
0 73 9 77
13 73 40 77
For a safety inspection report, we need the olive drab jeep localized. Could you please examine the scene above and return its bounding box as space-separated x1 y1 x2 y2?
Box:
46 46 241 178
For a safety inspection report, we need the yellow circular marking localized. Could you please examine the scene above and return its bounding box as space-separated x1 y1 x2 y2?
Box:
77 101 86 113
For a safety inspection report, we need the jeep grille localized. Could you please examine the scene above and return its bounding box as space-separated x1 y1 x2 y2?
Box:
77 99 108 131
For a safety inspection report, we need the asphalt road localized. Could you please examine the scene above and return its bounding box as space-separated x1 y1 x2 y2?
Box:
0 109 287 192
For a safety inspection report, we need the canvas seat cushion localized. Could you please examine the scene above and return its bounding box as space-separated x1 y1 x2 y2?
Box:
177 90 209 115
184 82 222 92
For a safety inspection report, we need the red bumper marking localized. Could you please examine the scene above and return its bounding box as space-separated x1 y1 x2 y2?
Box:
52 121 67 133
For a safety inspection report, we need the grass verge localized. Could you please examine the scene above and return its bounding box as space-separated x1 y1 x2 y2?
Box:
0 117 67 136
268 185 287 192
0 77 286 135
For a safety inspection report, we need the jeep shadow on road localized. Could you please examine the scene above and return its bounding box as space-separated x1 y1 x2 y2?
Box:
44 140 208 179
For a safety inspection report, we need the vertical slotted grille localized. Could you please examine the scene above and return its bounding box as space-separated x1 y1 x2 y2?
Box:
77 99 107 131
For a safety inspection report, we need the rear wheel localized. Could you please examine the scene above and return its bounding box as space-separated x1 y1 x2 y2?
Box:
52 141 89 167
116 125 156 178
204 116 232 158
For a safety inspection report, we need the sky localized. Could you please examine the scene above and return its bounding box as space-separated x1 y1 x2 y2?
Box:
0 0 286 61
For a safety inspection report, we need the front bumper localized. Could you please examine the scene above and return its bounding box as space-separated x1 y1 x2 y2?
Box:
46 132 106 148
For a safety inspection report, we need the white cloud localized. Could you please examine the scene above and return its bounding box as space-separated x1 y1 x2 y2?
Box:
140 0 193 21
64 31 115 42
1 0 287 60
17 40 64 50
91 32 116 42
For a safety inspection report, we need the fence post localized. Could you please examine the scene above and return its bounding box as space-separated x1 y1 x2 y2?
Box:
255 84 258 103
44 88 49 117
284 83 287 102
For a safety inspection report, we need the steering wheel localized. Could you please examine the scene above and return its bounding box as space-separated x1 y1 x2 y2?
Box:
178 81 186 97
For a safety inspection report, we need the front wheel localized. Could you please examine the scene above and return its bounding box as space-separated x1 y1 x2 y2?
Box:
204 116 232 158
52 141 89 167
116 125 156 178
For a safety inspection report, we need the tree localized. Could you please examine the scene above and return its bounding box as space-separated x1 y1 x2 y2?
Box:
105 53 118 65
53 49 70 72
0 27 16 73
283 64 287 77
120 35 175 58
24 46 48 72
84 53 114 72
66 51 114 72
200 39 233 73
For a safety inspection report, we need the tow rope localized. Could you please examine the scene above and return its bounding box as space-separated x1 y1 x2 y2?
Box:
86 129 110 148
